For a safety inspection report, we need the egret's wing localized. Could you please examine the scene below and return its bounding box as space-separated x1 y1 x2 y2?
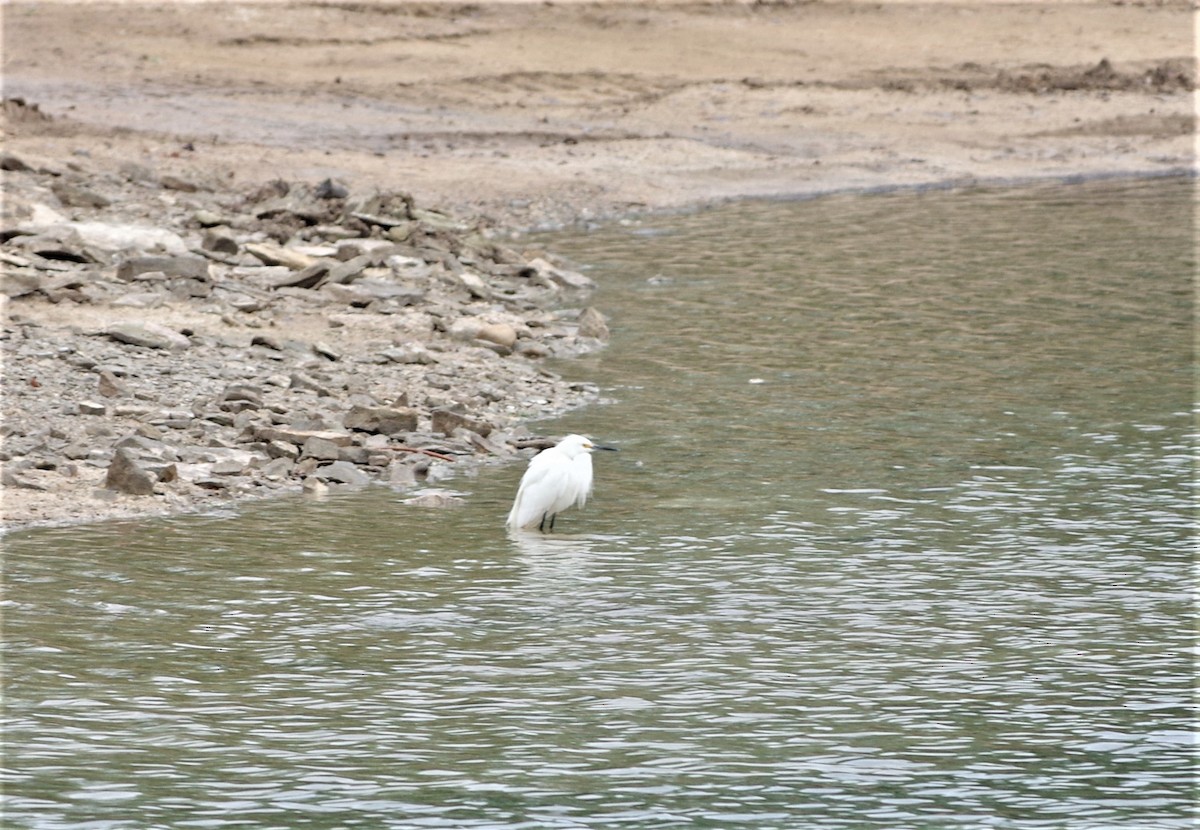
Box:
506 449 571 529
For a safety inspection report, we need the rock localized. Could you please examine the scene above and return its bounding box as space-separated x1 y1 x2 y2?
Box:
315 460 371 486
111 291 166 308
265 440 300 460
202 228 239 255
160 174 201 193
312 341 340 361
343 404 419 435
257 426 354 447
577 306 610 340
338 445 371 465
515 341 550 358
118 161 157 184
211 459 247 475
244 242 316 270
2 271 42 298
105 448 156 495
288 372 334 397
314 178 350 199
404 490 465 508
300 436 342 461
193 209 226 227
105 322 191 351
218 383 264 410
387 461 418 486
383 344 438 365
270 261 330 289
97 370 126 398
337 238 397 261
526 256 595 290
117 255 209 281
261 457 294 480
477 322 518 349
52 181 111 209
78 400 107 416
431 408 492 437
456 271 493 300
1 153 34 172
66 221 189 255
302 477 329 497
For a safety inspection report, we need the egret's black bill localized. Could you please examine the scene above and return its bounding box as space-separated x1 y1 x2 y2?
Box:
593 445 619 452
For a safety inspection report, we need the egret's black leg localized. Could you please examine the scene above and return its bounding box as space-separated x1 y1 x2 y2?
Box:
538 513 548 532
548 513 557 533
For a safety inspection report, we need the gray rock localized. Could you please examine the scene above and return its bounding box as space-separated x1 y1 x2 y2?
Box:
52 181 111 209
312 341 341 361
301 436 342 461
94 370 126 398
302 477 329 497
383 344 438 365
245 242 315 270
338 445 371 465
404 490 465 508
78 400 107 416
260 457 294 480
211 459 247 475
431 408 492 437
117 255 209 281
160 174 201 193
326 254 372 284
105 322 191 351
315 460 371 486
526 256 595 290
2 271 42 298
218 383 264 410
456 271 493 300
105 448 156 495
1 153 34 172
577 306 610 340
477 322 518 349
337 238 398 261
343 404 419 435
314 178 350 199
288 372 333 396
270 260 330 289
202 228 239 255
66 221 189 256
257 426 354 448
265 440 300 460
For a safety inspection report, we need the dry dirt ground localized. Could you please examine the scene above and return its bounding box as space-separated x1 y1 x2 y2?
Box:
0 0 1195 530
2 0 1194 228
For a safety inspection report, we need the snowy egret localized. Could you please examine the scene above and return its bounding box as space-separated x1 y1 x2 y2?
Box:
506 434 617 532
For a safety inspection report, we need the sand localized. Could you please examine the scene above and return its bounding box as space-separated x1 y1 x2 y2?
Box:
3 0 1192 227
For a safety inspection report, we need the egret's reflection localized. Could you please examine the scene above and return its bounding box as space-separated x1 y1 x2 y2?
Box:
509 529 595 577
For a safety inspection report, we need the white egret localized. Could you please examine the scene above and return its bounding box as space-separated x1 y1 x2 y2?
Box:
506 434 617 532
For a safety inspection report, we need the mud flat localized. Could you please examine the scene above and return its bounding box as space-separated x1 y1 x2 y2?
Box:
1 0 1193 529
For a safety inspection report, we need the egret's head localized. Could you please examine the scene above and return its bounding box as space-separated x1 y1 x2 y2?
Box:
558 434 618 457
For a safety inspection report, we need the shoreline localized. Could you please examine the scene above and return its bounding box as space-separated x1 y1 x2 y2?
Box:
4 165 1191 536
2 0 1193 533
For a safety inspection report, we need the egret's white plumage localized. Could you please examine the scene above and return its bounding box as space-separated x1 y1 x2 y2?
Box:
506 434 616 532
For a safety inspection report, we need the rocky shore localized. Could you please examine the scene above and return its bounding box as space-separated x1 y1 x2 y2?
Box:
1 135 610 530
2 0 1192 531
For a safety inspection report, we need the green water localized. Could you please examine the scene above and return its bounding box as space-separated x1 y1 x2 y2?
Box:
3 178 1194 829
